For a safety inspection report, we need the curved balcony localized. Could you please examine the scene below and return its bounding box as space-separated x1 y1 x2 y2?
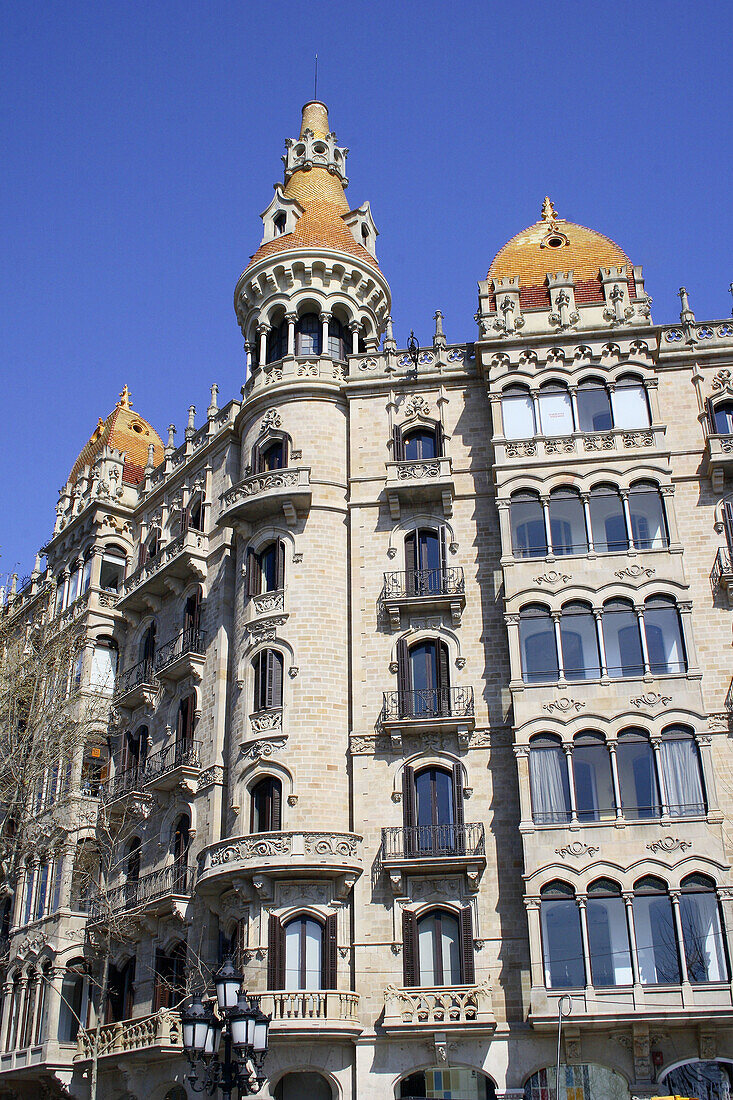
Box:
118 530 208 613
385 456 454 520
198 831 362 901
383 982 494 1034
219 467 311 529
382 567 465 629
257 990 361 1038
706 433 733 491
530 981 733 1028
495 424 667 467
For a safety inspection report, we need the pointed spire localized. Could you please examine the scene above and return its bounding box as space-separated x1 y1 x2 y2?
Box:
433 310 446 350
207 384 219 419
383 315 397 352
166 424 177 455
186 405 196 441
118 384 132 409
145 443 155 471
300 100 330 138
541 197 558 223
679 286 695 323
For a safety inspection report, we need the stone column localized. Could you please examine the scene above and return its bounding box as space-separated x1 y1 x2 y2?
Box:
660 485 680 546
524 898 545 990
677 601 700 673
258 323 270 366
285 313 297 357
320 312 331 356
621 491 636 552
551 612 565 683
607 739 624 824
497 500 513 563
541 496 553 557
582 494 595 555
650 737 669 818
513 746 533 829
563 744 579 826
622 891 642 989
635 604 652 676
593 608 608 679
696 734 720 817
669 890 690 988
43 965 67 1046
504 615 523 688
348 320 360 355
577 896 593 989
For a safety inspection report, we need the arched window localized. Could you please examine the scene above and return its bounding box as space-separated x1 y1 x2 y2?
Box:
710 399 733 435
105 958 135 1023
266 320 287 364
402 764 463 855
140 622 156 669
143 528 161 565
616 729 660 819
679 874 728 983
404 527 445 593
519 605 558 683
176 694 196 749
417 910 461 986
586 879 632 986
659 726 705 817
399 1069 496 1100
628 481 668 549
285 917 323 990
560 601 600 680
397 637 450 717
99 544 126 592
510 491 547 558
153 942 187 1010
184 494 204 533
529 735 571 824
295 313 321 356
548 488 587 556
572 733 615 822
70 841 99 913
125 838 141 908
247 540 285 597
327 317 351 360
588 484 628 553
395 424 443 462
662 1060 733 1100
58 959 86 1042
576 379 613 432
33 960 51 1045
252 434 288 473
644 595 686 675
250 776 282 833
601 599 643 678
123 725 147 773
253 649 283 713
183 587 202 640
6 974 22 1049
501 385 536 439
20 969 38 1048
89 636 117 695
275 1072 333 1100
540 882 585 988
173 814 190 889
525 1064 629 1100
611 374 651 428
538 382 573 436
273 211 286 235
633 876 680 984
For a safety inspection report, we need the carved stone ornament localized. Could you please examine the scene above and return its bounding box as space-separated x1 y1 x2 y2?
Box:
250 711 282 733
629 693 672 710
615 565 655 580
241 735 287 760
534 570 571 586
246 615 287 643
646 836 692 854
555 841 600 860
542 698 586 714
712 368 733 394
260 409 282 432
403 394 431 419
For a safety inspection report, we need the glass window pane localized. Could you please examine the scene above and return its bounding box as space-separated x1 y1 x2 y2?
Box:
541 899 584 987
511 497 547 558
617 735 660 819
577 385 613 432
502 393 535 439
628 488 667 550
419 915 437 986
644 603 686 674
440 914 461 985
573 740 615 822
520 612 559 683
714 402 733 434
560 607 600 680
611 383 651 428
549 493 587 556
680 891 727 982
587 896 633 985
633 893 680 984
589 489 629 553
539 389 574 436
602 604 643 678
529 747 571 824
660 736 705 816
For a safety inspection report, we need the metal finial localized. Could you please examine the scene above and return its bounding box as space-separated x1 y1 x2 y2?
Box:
729 282 733 316
407 331 420 369
314 53 318 101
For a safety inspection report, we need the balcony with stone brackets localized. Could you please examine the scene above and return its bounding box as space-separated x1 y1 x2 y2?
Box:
706 435 733 492
197 831 363 903
0 1039 78 1090
117 530 208 614
256 990 361 1038
100 763 153 818
494 425 667 468
142 738 202 793
154 628 206 684
218 467 312 529
88 863 194 926
381 687 475 746
380 823 486 890
112 656 158 711
75 1008 182 1064
381 567 465 630
385 456 454 521
382 981 494 1034
530 980 733 1029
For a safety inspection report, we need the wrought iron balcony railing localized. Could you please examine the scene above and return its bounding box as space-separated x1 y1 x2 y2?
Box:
144 739 201 784
100 764 145 803
89 863 193 921
711 546 733 594
381 822 485 861
382 686 474 722
154 628 206 674
382 567 465 600
114 657 156 699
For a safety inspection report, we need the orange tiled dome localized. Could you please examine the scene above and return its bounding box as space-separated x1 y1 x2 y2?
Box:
488 198 633 285
68 386 164 485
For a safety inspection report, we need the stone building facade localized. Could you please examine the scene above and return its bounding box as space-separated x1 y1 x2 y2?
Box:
2 101 733 1100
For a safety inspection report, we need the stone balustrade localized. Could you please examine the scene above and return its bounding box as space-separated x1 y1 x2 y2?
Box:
383 982 494 1031
75 1009 182 1060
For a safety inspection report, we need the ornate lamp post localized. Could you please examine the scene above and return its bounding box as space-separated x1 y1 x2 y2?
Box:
182 958 271 1099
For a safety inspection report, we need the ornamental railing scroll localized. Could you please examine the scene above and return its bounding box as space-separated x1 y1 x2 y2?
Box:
382 686 474 722
88 862 193 921
381 822 485 861
711 546 733 596
100 763 145 803
387 456 452 482
154 628 206 674
383 981 493 1026
202 830 362 872
113 656 156 699
504 427 658 459
382 567 464 601
221 467 310 510
144 739 201 784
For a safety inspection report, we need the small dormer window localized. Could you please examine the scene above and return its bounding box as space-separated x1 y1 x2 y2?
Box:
273 212 286 236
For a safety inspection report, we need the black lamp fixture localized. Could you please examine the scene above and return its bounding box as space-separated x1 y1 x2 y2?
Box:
182 958 271 1099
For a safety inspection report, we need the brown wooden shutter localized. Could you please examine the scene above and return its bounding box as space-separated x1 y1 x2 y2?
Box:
724 501 733 558
403 766 416 857
706 396 718 435
271 780 282 831
437 641 450 715
176 701 185 745
252 443 263 474
402 908 418 987
452 763 465 855
405 531 417 580
459 906 475 984
392 425 404 461
266 651 283 709
434 422 444 457
322 913 338 989
267 913 285 989
397 637 411 717
247 548 261 598
184 695 195 742
181 505 189 535
281 435 290 467
276 540 286 590
439 527 448 574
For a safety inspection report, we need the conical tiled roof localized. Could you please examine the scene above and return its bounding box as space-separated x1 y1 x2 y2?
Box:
68 386 164 485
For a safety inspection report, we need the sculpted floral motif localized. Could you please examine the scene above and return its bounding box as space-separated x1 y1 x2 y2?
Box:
615 565 655 580
349 735 378 755
646 836 692 854
223 470 300 507
297 361 319 377
304 833 359 858
534 570 571 586
542 698 586 714
555 841 600 860
359 357 378 371
505 440 537 458
250 711 282 733
712 368 733 393
622 430 654 448
260 409 282 432
544 436 576 454
396 462 440 480
241 736 288 760
252 591 284 614
403 394 431 418
629 693 672 710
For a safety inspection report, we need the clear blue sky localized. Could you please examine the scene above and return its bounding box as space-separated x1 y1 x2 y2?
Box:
2 1 732 581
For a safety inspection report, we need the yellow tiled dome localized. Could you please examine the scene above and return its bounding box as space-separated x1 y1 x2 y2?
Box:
68 385 164 485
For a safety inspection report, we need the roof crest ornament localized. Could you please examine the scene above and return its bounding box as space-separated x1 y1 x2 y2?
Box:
541 196 559 224
118 384 132 409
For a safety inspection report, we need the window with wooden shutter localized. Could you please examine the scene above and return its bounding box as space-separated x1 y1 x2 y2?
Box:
459 906 475 984
396 637 411 717
267 913 285 989
276 539 286 589
392 424 404 462
266 650 283 709
707 396 719 435
437 640 451 715
402 908 418 986
246 547 261 598
322 912 338 989
724 501 733 558
451 764 465 854
402 766 416 856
